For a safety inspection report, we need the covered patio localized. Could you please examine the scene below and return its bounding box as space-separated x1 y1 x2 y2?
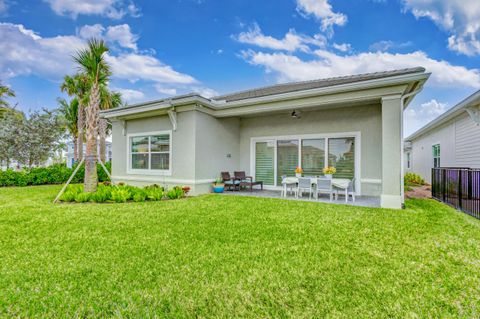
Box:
221 189 381 208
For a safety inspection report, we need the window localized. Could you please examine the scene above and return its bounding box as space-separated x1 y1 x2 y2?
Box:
328 137 355 179
255 141 275 186
432 144 440 168
406 152 411 169
301 139 325 177
129 132 171 172
276 140 299 185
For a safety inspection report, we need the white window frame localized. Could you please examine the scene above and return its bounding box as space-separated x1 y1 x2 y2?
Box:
250 132 361 195
127 130 172 176
432 143 440 168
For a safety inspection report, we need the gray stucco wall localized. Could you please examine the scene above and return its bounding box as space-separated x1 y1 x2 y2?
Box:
194 111 240 181
111 110 196 185
238 104 383 196
111 109 241 194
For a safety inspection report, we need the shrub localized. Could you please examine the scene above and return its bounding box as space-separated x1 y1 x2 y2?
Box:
60 190 77 202
405 173 425 186
111 188 131 203
166 186 184 200
90 186 111 203
145 187 163 201
133 189 147 202
74 192 91 203
0 162 112 187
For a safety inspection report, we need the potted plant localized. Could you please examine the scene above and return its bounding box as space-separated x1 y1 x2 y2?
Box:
323 166 336 179
295 166 303 177
212 177 225 193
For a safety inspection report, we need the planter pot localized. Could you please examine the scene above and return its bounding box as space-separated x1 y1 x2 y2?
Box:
212 184 225 193
295 173 302 177
325 174 333 180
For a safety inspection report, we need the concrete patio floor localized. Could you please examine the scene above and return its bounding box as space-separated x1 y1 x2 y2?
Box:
220 189 381 208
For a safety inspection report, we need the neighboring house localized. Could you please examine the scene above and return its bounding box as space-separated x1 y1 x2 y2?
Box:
101 68 429 209
405 90 480 183
65 141 112 168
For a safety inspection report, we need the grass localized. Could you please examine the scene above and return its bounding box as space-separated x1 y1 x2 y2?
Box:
1 185 480 318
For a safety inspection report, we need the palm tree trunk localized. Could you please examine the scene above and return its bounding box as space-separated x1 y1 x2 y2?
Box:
77 102 84 162
84 83 99 193
98 118 107 163
73 138 78 163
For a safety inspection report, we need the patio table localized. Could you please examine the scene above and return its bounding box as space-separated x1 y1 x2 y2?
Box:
282 177 351 202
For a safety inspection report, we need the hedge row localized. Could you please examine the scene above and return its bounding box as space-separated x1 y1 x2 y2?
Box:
0 162 111 187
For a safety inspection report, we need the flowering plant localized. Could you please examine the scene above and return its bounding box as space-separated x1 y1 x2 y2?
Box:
323 166 337 175
295 166 303 174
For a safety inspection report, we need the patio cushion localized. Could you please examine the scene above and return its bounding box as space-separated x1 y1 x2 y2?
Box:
224 180 240 185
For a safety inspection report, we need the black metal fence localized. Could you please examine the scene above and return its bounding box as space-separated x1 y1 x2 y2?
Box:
432 167 480 219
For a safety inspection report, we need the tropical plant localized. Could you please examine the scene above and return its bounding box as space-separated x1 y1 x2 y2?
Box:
166 186 185 200
98 86 122 163
404 172 425 186
73 38 111 193
111 188 130 203
61 74 89 162
0 82 15 119
58 97 79 162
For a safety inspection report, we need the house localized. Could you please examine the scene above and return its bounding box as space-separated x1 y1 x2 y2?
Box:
65 141 112 168
405 90 480 183
101 67 429 209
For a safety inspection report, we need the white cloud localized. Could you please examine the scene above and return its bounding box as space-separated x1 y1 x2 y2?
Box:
78 24 138 50
235 23 326 52
0 22 85 79
78 24 105 39
191 87 219 98
296 0 347 35
105 53 197 84
369 40 413 52
0 23 212 99
403 0 480 56
154 85 177 96
114 87 145 103
241 49 480 88
404 99 448 136
332 42 351 52
44 0 140 19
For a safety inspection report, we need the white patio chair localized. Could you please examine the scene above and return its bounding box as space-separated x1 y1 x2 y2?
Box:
281 175 296 197
316 177 333 201
296 177 313 199
335 178 356 202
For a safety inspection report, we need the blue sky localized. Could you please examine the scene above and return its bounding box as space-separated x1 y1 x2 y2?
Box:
1 0 480 136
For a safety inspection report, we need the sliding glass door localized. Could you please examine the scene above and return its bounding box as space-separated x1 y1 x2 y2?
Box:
253 135 356 187
301 139 325 177
255 141 275 186
328 137 355 179
276 140 299 185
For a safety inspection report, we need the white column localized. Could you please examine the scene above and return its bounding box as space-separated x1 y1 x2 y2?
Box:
381 95 403 209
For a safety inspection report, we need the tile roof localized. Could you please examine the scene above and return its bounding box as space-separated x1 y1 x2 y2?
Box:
213 67 426 102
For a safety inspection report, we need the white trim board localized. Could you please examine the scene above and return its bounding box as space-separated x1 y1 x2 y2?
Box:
249 131 362 195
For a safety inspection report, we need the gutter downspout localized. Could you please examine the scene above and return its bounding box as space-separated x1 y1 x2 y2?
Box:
399 88 423 207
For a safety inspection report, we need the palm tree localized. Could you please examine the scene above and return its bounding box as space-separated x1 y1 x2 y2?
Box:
0 82 15 119
74 38 111 193
60 74 89 162
58 97 79 162
99 86 122 163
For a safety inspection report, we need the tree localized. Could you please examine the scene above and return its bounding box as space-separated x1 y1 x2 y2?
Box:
58 97 79 162
99 86 122 163
73 38 111 193
16 109 65 168
0 107 24 167
61 74 89 162
0 82 15 119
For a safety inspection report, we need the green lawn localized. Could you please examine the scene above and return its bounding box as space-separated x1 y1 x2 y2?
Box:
1 186 480 318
